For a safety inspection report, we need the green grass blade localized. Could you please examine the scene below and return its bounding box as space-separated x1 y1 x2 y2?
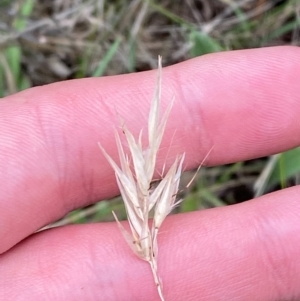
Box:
128 36 136 73
148 1 193 29
13 0 35 30
189 30 223 57
262 20 300 44
5 46 22 85
264 148 300 192
93 37 121 77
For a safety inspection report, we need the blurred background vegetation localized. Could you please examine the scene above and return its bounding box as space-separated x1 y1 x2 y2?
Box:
0 0 299 227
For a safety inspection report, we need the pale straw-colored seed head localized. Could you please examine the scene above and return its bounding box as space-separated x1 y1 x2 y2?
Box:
99 56 184 301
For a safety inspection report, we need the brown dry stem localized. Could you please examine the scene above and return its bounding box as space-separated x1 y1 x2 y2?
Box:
99 56 184 301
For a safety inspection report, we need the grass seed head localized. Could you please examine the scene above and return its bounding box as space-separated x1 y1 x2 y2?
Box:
99 56 184 301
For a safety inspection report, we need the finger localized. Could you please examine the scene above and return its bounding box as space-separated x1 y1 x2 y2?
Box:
1 186 300 301
1 46 300 254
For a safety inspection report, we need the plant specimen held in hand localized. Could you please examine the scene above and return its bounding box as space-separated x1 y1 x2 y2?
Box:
99 57 185 301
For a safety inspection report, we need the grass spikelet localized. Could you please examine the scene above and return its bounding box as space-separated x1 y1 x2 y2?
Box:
99 56 184 301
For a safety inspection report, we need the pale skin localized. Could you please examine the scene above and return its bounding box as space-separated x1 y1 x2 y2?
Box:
0 46 300 301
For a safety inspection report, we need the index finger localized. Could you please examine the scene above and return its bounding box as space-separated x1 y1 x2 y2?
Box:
0 46 299 253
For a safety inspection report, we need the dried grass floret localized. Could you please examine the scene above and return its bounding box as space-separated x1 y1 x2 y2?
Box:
99 56 184 301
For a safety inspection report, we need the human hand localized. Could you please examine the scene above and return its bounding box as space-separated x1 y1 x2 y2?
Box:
0 46 299 301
